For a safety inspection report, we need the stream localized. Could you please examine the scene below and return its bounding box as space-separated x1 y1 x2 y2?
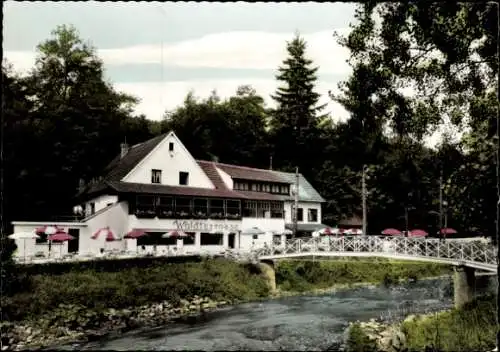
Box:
60 275 496 351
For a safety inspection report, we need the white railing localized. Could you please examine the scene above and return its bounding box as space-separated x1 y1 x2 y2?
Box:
250 237 498 271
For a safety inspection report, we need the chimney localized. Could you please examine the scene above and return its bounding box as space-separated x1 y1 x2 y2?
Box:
120 143 129 159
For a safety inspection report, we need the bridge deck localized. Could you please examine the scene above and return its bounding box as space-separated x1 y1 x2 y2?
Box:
244 237 497 273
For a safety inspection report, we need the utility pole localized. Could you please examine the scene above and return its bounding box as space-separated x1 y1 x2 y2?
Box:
404 207 409 234
293 167 299 239
362 165 368 236
439 169 443 231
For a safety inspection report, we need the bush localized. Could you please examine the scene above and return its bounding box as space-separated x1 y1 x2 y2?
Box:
275 259 451 292
401 295 497 352
346 323 379 352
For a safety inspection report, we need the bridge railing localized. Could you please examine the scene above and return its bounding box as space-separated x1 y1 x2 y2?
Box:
254 236 497 266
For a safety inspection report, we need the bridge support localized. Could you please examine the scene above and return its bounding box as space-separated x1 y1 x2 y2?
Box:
453 266 476 308
258 260 276 293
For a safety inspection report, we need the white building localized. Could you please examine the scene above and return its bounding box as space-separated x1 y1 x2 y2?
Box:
12 132 326 258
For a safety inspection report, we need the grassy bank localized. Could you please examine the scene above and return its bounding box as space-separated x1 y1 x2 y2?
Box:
3 258 270 323
346 295 497 352
275 258 452 292
402 295 497 351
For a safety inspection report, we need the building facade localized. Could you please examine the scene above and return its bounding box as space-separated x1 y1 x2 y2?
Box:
12 132 326 258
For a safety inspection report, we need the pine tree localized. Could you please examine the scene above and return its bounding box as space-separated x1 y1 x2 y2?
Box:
269 33 327 175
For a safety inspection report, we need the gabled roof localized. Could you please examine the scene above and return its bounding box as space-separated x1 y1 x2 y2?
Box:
80 134 325 203
102 134 167 182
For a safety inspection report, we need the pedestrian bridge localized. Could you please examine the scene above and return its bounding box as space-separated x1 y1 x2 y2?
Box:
249 237 497 273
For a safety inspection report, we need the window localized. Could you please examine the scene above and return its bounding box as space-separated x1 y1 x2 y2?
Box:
179 172 189 185
294 207 303 222
271 185 279 193
226 200 241 218
200 233 223 246
209 199 224 218
151 169 162 184
252 234 259 240
169 142 174 151
281 185 289 194
264 184 271 192
251 183 258 191
308 208 318 222
193 198 208 217
157 196 174 218
175 197 192 216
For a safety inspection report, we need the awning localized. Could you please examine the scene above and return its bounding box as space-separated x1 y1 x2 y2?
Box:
285 223 330 232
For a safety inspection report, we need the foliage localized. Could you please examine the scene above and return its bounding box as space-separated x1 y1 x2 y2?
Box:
268 33 328 178
3 25 157 225
401 295 497 352
346 323 379 352
161 87 270 168
2 258 270 322
275 259 451 292
334 2 498 237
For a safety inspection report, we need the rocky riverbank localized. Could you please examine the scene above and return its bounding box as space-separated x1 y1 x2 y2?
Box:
346 317 412 352
1 296 230 351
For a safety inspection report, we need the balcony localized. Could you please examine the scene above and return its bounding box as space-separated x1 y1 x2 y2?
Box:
131 196 242 221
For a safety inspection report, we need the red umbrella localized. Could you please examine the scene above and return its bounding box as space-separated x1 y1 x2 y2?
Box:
92 227 120 242
48 231 75 257
439 228 458 236
124 229 147 239
48 231 75 242
382 228 403 236
36 225 62 235
409 229 428 237
320 227 332 235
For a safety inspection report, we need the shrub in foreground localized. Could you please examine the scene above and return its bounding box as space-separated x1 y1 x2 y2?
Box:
401 295 497 352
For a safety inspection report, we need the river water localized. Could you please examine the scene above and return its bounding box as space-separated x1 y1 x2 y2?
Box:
62 276 496 351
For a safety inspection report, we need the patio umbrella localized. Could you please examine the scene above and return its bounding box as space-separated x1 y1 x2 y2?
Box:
124 229 147 239
439 228 458 236
241 227 265 235
8 232 40 261
409 229 428 237
35 225 61 235
48 231 75 257
318 227 333 235
162 230 189 238
382 228 403 236
92 227 120 242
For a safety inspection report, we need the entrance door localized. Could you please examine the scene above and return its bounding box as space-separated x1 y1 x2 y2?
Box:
68 229 80 253
228 233 235 249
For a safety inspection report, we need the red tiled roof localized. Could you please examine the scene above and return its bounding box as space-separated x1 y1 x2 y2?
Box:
196 160 230 190
205 161 286 183
79 133 323 202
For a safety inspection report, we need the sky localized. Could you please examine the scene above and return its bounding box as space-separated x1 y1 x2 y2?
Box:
3 1 356 123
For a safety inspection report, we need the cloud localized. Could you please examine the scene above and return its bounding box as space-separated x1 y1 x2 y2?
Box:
4 30 352 76
114 79 350 122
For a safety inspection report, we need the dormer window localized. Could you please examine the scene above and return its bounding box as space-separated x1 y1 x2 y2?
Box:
151 169 162 184
169 142 174 152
